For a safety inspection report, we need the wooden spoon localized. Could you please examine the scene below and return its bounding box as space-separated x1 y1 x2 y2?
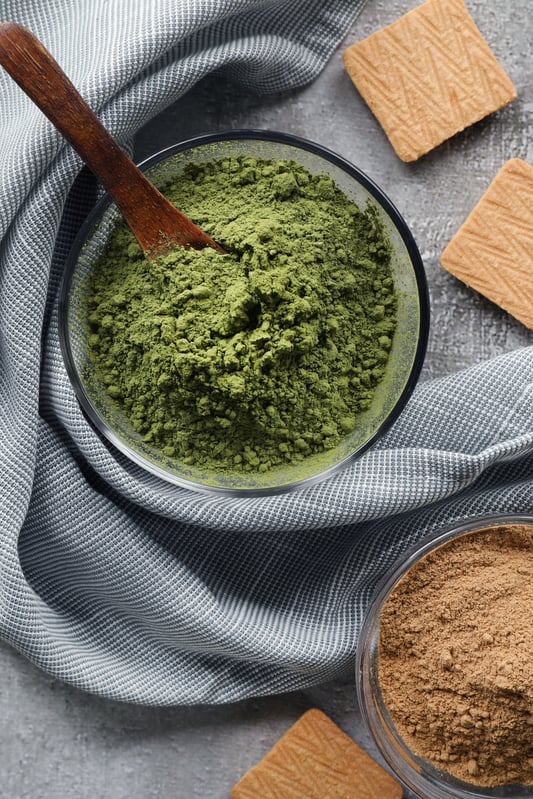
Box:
0 22 224 257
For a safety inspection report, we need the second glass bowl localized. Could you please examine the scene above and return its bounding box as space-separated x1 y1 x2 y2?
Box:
356 513 533 799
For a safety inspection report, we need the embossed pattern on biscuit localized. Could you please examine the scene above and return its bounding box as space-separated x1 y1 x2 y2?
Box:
441 158 533 329
230 708 402 798
343 0 517 162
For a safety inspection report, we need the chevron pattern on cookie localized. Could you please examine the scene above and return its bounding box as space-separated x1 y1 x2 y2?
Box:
230 708 402 799
440 158 533 329
342 0 517 162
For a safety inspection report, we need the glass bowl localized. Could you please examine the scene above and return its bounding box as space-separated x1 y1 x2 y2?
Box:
59 129 429 495
356 513 533 799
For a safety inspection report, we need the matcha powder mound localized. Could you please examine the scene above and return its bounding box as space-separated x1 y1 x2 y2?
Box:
85 155 397 474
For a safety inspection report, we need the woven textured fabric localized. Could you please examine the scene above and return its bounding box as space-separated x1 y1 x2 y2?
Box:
1 0 532 706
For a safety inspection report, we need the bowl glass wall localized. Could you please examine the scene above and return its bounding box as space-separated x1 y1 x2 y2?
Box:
59 130 428 495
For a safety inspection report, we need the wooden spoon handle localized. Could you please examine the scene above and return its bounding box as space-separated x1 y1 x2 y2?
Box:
0 22 223 255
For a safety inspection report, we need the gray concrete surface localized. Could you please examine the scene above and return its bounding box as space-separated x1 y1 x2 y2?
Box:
1 0 531 797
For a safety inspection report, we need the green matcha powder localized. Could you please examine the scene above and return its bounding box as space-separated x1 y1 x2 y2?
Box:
86 156 397 474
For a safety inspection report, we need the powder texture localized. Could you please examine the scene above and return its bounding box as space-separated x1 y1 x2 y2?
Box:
379 523 533 787
86 156 396 474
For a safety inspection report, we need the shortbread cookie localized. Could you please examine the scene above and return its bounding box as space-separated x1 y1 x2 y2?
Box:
441 158 533 328
230 708 402 799
343 0 517 162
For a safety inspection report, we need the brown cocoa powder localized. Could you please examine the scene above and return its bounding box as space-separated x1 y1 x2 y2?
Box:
378 523 533 787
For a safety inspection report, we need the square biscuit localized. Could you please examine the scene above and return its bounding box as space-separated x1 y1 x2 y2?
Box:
440 158 533 329
342 0 517 162
230 708 403 799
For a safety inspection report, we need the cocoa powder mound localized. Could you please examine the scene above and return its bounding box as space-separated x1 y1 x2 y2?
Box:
378 523 533 787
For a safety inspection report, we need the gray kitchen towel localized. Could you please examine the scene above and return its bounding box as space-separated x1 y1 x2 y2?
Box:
1 0 532 705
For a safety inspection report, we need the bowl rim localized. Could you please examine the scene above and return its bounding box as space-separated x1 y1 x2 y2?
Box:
58 128 430 496
355 512 533 799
